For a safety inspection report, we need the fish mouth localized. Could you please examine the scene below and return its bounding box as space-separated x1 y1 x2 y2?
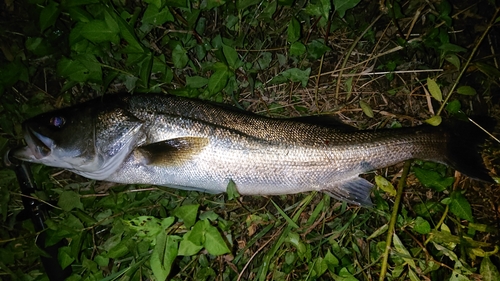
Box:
17 125 53 160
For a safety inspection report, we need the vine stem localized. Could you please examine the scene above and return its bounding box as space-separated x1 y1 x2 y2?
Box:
378 160 412 281
436 7 500 116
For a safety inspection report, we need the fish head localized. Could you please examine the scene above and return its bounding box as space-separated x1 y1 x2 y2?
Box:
13 97 144 179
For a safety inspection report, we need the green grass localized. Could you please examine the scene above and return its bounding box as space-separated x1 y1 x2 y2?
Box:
1 0 500 280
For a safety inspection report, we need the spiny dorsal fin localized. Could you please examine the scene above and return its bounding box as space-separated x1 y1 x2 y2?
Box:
136 137 209 166
290 115 357 132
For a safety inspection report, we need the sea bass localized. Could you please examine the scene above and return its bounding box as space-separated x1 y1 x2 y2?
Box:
12 94 492 206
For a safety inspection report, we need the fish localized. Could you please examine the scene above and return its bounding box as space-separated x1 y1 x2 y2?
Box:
12 93 493 206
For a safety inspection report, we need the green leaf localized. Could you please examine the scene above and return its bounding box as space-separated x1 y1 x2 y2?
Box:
204 224 231 255
290 42 306 56
172 44 189 68
338 267 358 279
475 62 500 78
287 18 301 43
236 0 261 10
178 220 206 256
172 204 199 229
222 44 239 69
40 1 60 32
226 179 240 200
260 1 277 20
367 224 388 240
151 232 178 281
393 233 416 269
25 37 52 57
58 191 83 211
187 220 207 245
425 115 442 126
76 53 103 83
178 237 203 256
333 0 362 18
413 167 453 191
186 76 208 88
413 217 431 234
111 11 144 52
375 175 396 196
345 76 353 95
480 256 500 281
408 268 419 281
104 9 120 34
319 0 332 19
142 4 174 26
305 2 322 17
208 66 229 94
307 39 331 59
445 54 460 69
67 7 92 22
124 216 163 239
94 255 109 267
456 86 476 96
64 0 99 6
107 239 131 259
137 51 153 87
144 0 162 9
439 43 467 53
324 250 339 268
449 191 473 221
446 99 461 114
313 257 328 277
359 100 374 118
204 0 226 10
277 67 311 87
58 246 75 269
271 200 299 229
254 52 272 70
468 222 495 233
432 241 458 260
449 271 469 281
426 77 442 102
0 60 29 87
81 20 119 44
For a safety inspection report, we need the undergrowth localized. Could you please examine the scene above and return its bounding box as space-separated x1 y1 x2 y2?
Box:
0 0 499 280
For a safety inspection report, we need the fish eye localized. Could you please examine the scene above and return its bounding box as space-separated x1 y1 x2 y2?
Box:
49 116 66 128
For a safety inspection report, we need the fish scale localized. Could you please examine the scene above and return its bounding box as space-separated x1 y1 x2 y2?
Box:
13 94 493 206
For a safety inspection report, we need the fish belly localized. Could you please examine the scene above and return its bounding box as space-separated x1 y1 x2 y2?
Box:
104 135 409 196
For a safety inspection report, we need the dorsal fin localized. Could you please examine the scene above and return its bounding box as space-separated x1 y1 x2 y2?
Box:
290 115 357 131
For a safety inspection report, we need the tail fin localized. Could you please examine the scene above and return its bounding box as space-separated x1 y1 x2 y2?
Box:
444 116 495 182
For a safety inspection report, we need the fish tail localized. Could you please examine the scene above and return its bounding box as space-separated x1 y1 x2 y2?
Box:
443 116 495 182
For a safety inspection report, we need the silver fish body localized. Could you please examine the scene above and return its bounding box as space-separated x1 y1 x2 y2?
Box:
13 94 491 206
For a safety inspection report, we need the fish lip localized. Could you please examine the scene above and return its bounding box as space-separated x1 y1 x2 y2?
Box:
23 125 52 159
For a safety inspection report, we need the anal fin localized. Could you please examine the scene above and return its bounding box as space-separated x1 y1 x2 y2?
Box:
322 176 374 207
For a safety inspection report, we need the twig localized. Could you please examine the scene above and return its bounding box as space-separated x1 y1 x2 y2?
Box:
315 54 325 113
469 117 500 144
378 160 412 281
424 204 449 247
329 69 443 77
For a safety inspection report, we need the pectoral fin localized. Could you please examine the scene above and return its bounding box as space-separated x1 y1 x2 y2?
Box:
322 176 373 207
135 137 209 166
